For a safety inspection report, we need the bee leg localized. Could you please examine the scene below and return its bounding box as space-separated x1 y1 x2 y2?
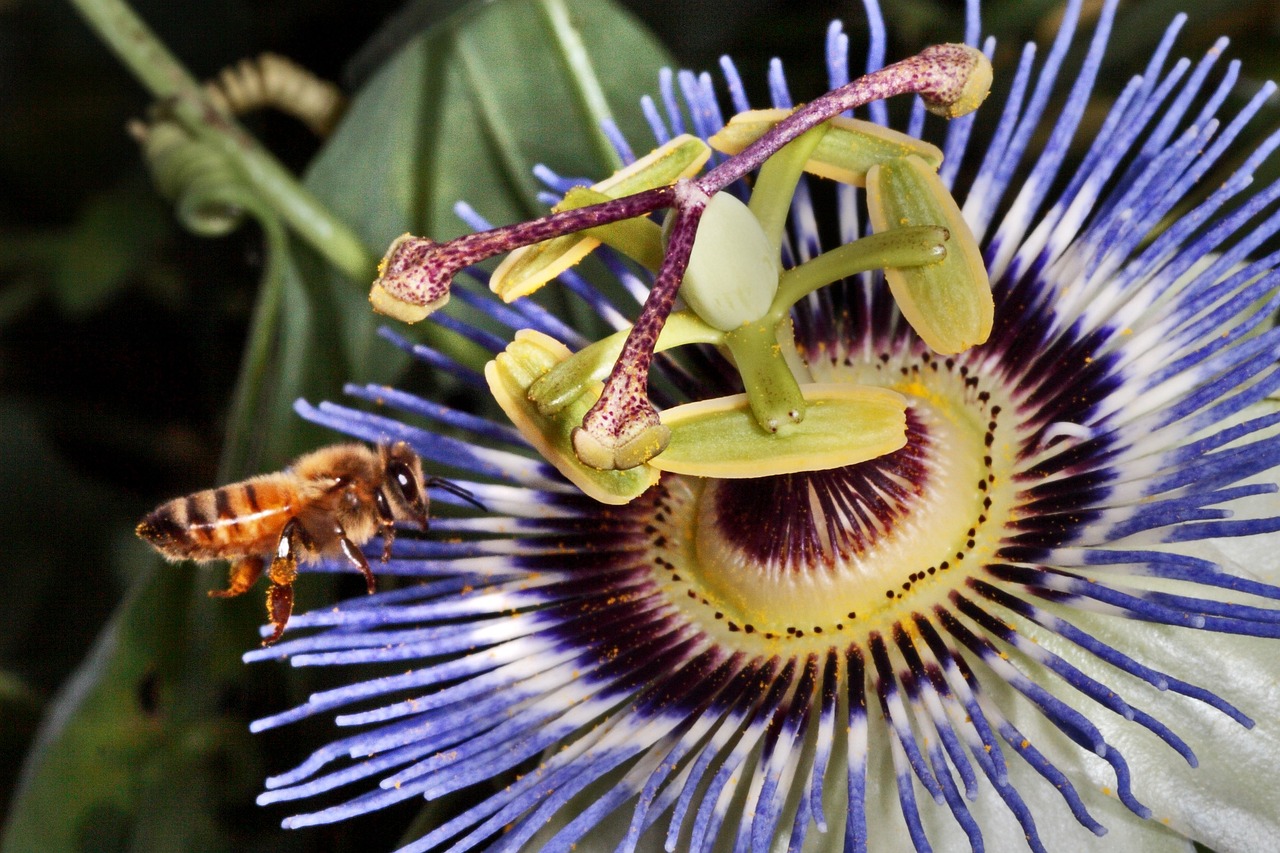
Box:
336 525 377 595
265 584 294 647
263 518 303 646
209 556 264 599
374 488 397 563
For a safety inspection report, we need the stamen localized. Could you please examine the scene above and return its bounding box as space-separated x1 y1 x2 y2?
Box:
370 44 992 470
579 45 991 466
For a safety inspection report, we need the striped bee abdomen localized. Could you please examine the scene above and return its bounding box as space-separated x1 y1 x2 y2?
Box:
137 475 294 561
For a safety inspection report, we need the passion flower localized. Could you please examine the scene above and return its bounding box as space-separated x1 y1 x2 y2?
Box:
249 2 1280 851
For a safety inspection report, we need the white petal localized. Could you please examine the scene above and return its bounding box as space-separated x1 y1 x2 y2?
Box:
1019 604 1280 853
1166 399 1280 583
864 673 1195 853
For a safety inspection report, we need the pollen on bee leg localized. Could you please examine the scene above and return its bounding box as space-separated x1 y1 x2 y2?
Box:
208 556 265 598
261 518 303 645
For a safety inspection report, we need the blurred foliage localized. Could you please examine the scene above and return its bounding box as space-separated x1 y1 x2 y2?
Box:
0 0 1277 851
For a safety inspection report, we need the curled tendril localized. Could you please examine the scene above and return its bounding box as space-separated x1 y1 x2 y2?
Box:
130 54 346 239
125 53 348 480
129 117 260 238
202 53 347 138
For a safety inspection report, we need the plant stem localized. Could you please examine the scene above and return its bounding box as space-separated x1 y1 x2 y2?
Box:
67 0 375 282
539 0 624 172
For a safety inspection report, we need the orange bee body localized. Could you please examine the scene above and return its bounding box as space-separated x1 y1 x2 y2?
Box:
137 442 478 645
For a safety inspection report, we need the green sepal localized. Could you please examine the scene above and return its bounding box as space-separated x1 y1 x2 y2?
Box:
709 110 943 186
490 134 710 301
486 329 659 504
650 383 908 478
866 154 992 354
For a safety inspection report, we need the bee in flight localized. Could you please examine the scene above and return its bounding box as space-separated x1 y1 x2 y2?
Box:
136 441 482 645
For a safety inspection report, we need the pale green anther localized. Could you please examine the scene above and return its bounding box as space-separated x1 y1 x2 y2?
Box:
676 191 779 332
592 135 711 196
709 110 944 186
866 154 992 354
565 187 664 270
650 384 908 478
486 329 659 504
769 226 950 324
528 310 724 416
748 124 829 251
490 134 710 301
723 320 806 434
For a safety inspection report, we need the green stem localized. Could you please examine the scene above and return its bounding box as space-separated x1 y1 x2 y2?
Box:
217 210 289 482
67 0 374 282
538 0 624 172
769 226 949 324
722 320 806 435
747 124 828 251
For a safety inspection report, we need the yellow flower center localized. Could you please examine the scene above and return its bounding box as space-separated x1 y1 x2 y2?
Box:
645 349 1018 653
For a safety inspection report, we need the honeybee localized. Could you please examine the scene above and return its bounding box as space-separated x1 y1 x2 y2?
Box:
136 441 482 645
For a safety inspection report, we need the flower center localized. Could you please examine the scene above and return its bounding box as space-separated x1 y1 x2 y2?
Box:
647 349 1016 651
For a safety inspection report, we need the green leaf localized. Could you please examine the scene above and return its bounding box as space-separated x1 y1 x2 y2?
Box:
51 190 156 314
1 559 264 853
218 230 348 479
301 0 676 384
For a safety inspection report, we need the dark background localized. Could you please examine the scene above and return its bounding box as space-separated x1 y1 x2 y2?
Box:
1 0 1276 850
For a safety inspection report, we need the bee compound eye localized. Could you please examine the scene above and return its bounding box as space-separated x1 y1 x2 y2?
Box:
390 461 420 503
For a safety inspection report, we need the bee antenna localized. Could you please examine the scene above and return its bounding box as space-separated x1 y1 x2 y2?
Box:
427 477 486 511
